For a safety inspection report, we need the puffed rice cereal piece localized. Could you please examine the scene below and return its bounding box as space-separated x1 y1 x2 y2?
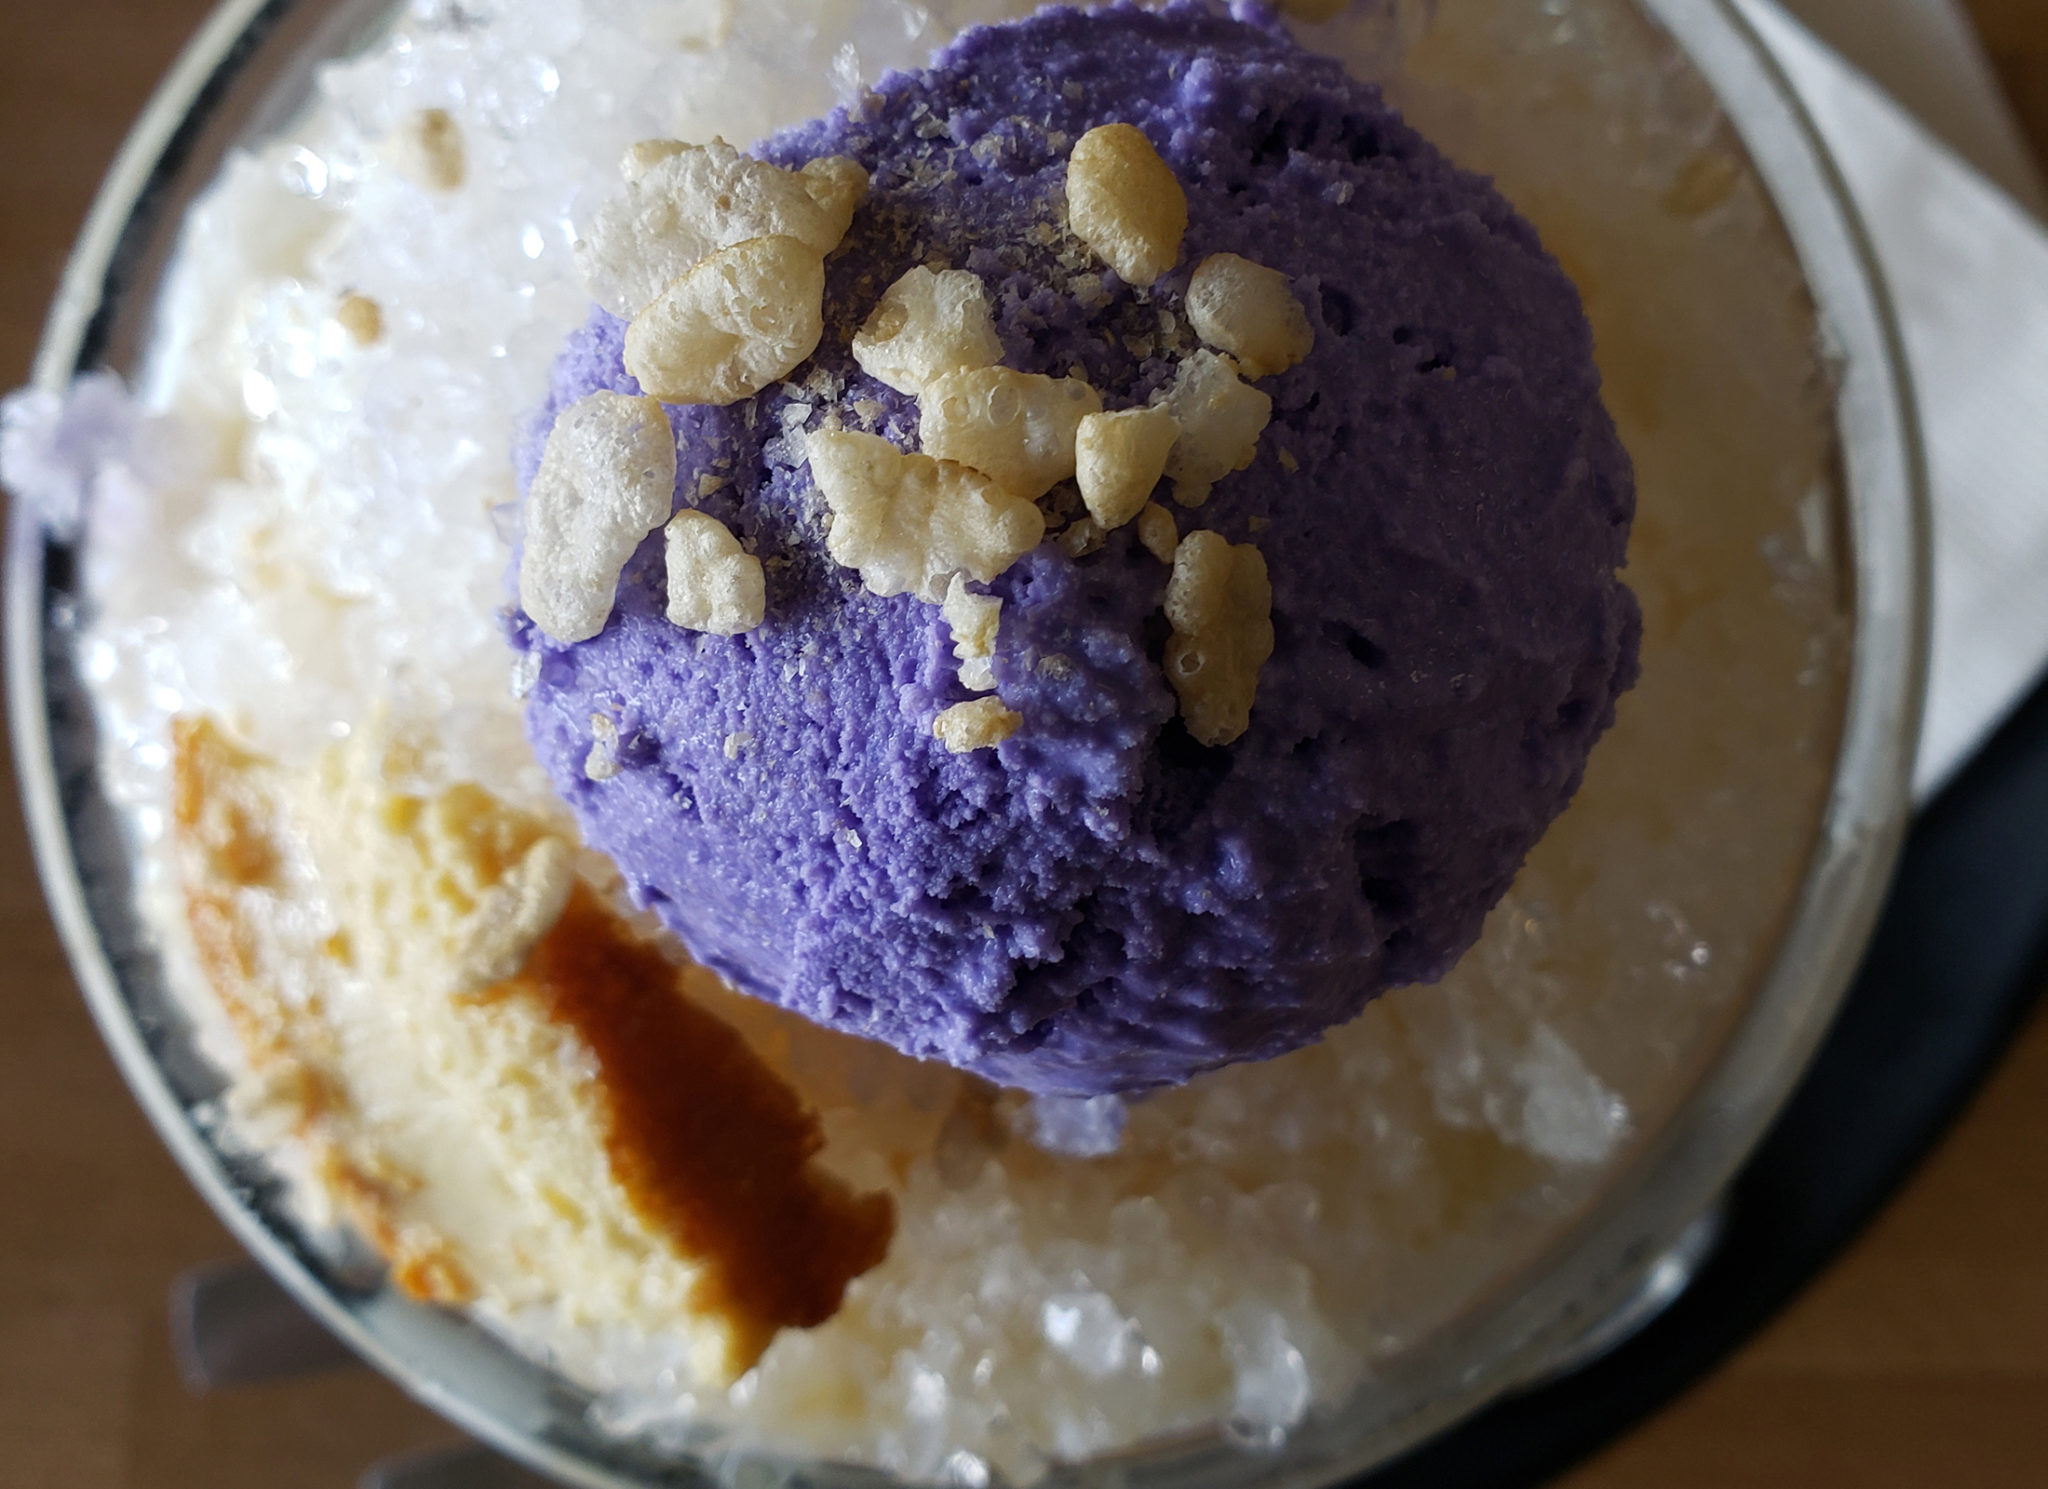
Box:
391 107 465 192
1075 404 1179 529
577 141 868 317
1185 254 1315 378
919 367 1102 500
520 392 677 644
335 294 383 347
625 236 826 406
1065 124 1187 288
942 575 1002 693
1057 517 1106 558
586 715 622 782
808 431 1045 603
1158 350 1273 507
664 510 766 635
1137 501 1180 564
795 155 870 241
1163 530 1275 746
619 139 857 197
933 697 1022 754
852 267 1005 395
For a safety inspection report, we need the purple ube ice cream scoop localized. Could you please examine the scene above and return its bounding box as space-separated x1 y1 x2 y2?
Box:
512 1 1640 1095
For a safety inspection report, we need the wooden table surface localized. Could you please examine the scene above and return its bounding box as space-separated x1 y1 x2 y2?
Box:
3 3 2045 1485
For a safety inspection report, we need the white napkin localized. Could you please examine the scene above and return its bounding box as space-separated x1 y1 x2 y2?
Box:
1772 0 2045 216
1739 0 2048 802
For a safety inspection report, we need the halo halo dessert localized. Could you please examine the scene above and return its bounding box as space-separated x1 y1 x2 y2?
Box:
0 0 1864 1482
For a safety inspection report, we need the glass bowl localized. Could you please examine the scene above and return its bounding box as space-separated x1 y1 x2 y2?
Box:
5 0 1926 1485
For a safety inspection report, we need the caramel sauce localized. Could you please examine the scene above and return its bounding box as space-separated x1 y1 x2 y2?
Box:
507 884 896 1374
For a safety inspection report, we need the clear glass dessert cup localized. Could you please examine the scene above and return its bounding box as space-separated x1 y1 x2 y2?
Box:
6 0 1925 1485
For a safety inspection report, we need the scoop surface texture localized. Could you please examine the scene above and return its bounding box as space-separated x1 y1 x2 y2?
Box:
514 0 1640 1095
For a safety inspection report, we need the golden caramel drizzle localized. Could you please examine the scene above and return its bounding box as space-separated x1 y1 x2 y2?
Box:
501 883 895 1374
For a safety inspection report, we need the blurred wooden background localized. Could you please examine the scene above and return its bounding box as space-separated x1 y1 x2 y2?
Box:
1974 0 2048 145
2 2 2045 1485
